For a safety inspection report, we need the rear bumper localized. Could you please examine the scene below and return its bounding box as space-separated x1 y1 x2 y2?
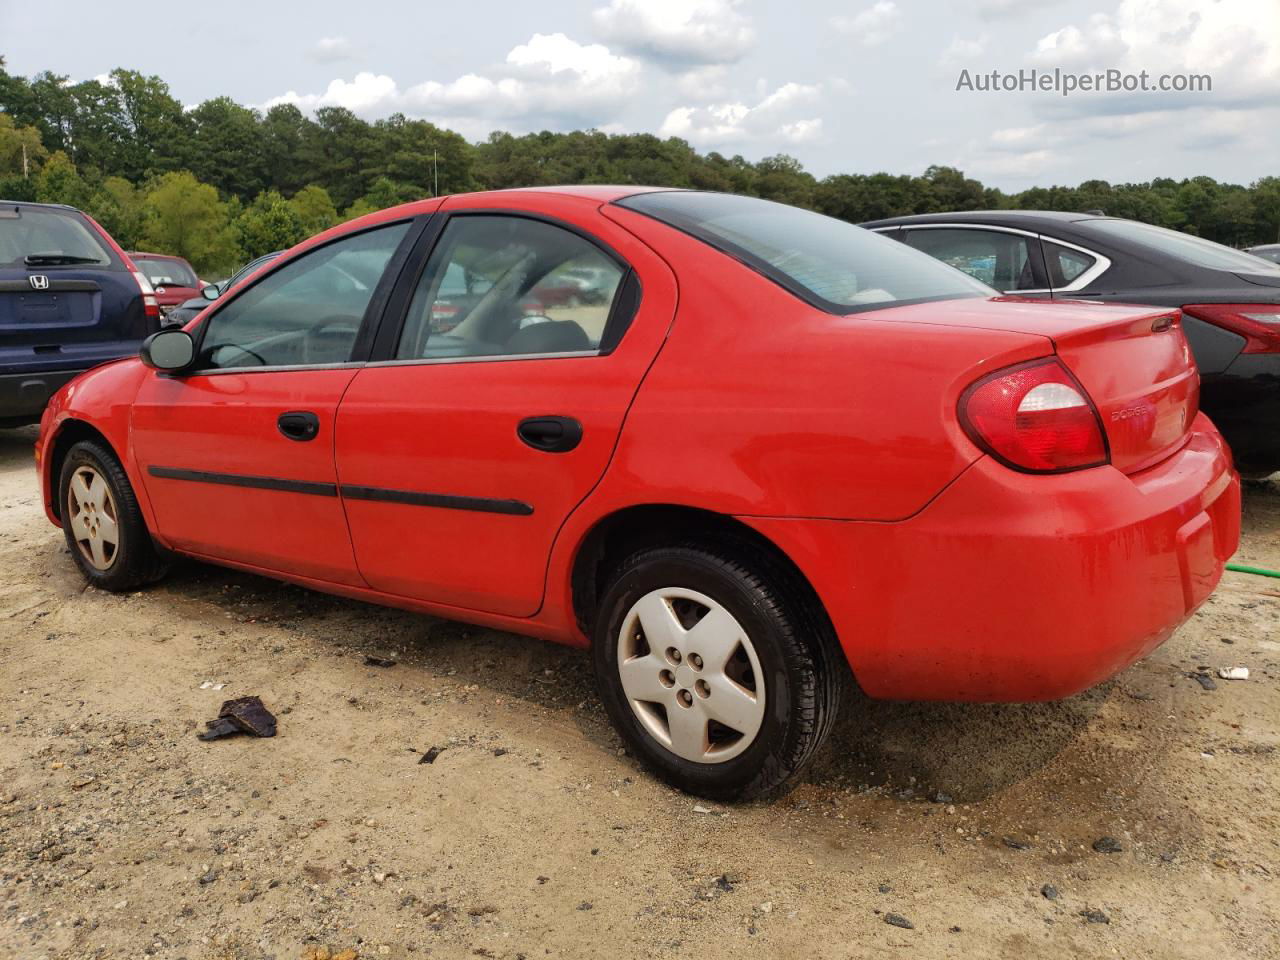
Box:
742 416 1241 702
0 368 84 424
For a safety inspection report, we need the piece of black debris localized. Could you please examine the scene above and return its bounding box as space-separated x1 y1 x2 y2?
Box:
197 696 277 740
715 874 734 893
1220 637 1234 644
1092 836 1123 854
1002 836 1030 850
364 655 397 668
419 746 444 764
1041 884 1059 900
493 747 508 757
1080 908 1110 924
930 791 953 804
949 926 961 933
577 901 593 911
1189 672 1217 691
878 884 891 894
884 913 914 930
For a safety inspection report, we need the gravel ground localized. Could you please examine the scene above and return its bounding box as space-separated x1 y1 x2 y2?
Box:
1 424 1277 960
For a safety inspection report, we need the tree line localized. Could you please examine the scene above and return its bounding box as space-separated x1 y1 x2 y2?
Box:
2 57 1278 276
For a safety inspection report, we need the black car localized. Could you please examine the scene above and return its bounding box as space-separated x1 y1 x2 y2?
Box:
162 251 281 328
1246 244 1280 265
1 200 161 427
861 211 1280 477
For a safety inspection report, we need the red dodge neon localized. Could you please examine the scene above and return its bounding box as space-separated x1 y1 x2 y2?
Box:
35 188 1241 799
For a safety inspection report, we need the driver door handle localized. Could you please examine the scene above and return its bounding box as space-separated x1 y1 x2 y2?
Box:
277 411 320 442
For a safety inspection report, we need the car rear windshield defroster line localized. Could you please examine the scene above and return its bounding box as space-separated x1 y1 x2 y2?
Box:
614 191 993 314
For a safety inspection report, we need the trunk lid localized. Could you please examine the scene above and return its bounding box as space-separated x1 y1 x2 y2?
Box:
870 296 1199 474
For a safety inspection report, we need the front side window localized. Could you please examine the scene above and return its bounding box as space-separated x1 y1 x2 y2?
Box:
197 223 409 370
1043 240 1097 288
615 191 992 312
904 228 1040 291
396 216 625 360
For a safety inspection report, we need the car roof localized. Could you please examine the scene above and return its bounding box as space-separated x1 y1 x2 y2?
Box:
0 199 86 213
127 251 190 261
1247 243 1280 252
861 210 1112 229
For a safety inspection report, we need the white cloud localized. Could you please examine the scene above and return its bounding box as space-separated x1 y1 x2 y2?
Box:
832 1 902 47
1030 0 1280 112
264 34 641 134
309 36 355 63
592 0 754 66
660 82 823 147
942 35 989 62
977 0 1066 20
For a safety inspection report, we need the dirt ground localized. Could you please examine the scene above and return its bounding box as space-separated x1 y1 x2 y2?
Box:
1 425 1277 960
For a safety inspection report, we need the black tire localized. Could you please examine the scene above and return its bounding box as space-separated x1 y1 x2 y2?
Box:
592 545 843 801
58 439 169 591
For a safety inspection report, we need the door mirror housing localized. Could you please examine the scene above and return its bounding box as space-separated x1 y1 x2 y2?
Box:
140 329 196 372
201 284 220 301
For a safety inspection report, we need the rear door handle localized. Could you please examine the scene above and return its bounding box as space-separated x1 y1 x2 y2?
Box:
277 411 320 442
517 416 582 453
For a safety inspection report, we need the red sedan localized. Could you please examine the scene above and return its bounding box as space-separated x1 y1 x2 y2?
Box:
126 251 203 319
35 188 1241 800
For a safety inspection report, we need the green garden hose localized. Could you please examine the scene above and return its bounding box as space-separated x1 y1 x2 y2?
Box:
1226 562 1280 580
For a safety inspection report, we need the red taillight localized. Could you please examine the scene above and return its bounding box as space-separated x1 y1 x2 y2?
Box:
960 358 1109 473
1182 303 1280 354
131 269 161 324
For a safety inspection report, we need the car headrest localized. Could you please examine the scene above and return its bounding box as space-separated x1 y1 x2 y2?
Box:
505 320 591 355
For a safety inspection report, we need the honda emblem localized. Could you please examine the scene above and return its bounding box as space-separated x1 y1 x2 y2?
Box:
29 275 49 290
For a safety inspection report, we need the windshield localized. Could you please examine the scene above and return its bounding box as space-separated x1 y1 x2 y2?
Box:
614 191 993 312
0 205 114 268
132 255 198 287
1085 219 1280 275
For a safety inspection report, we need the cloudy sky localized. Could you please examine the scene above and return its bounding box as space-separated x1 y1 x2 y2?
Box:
3 0 1277 189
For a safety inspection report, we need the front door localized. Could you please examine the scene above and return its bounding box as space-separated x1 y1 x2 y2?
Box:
335 208 675 617
131 220 417 584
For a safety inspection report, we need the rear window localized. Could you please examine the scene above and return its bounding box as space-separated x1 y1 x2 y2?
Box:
614 191 993 312
132 255 198 287
0 204 116 269
1085 219 1280 275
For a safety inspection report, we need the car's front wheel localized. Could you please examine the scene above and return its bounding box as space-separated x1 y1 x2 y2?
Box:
58 439 169 591
593 545 842 801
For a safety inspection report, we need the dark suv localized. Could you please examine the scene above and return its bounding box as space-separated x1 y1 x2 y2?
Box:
0 201 160 427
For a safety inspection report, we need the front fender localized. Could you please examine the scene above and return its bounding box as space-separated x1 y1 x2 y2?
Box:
38 358 152 529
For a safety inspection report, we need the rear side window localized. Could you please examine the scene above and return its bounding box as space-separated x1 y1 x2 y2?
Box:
1043 240 1097 288
0 205 116 269
132 256 198 287
1084 218 1280 274
396 215 625 361
615 191 992 312
197 222 409 370
902 228 1040 291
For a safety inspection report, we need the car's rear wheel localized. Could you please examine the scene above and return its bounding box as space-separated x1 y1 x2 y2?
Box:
592 545 841 801
58 440 168 591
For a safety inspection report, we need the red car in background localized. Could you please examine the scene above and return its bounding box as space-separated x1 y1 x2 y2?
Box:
127 252 202 321
36 188 1241 800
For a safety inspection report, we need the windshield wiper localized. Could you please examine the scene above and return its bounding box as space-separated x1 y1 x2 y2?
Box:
24 253 104 266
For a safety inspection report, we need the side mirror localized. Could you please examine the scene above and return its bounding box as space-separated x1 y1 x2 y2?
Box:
201 284 220 301
140 329 195 372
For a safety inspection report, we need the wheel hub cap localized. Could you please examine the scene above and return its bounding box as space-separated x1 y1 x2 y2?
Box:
616 587 766 764
67 465 119 571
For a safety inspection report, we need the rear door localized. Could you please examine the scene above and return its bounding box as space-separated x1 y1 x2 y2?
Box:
131 218 422 583
334 201 676 617
900 225 1051 297
0 204 148 376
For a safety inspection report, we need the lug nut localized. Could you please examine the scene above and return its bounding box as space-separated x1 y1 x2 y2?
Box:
677 689 694 708
695 679 710 699
688 653 703 670
666 647 682 664
659 669 675 688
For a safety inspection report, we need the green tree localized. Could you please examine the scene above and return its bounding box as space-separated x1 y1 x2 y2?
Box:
87 176 146 249
142 171 238 272
34 150 92 207
235 190 305 258
188 97 268 199
288 184 338 236
0 112 46 176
